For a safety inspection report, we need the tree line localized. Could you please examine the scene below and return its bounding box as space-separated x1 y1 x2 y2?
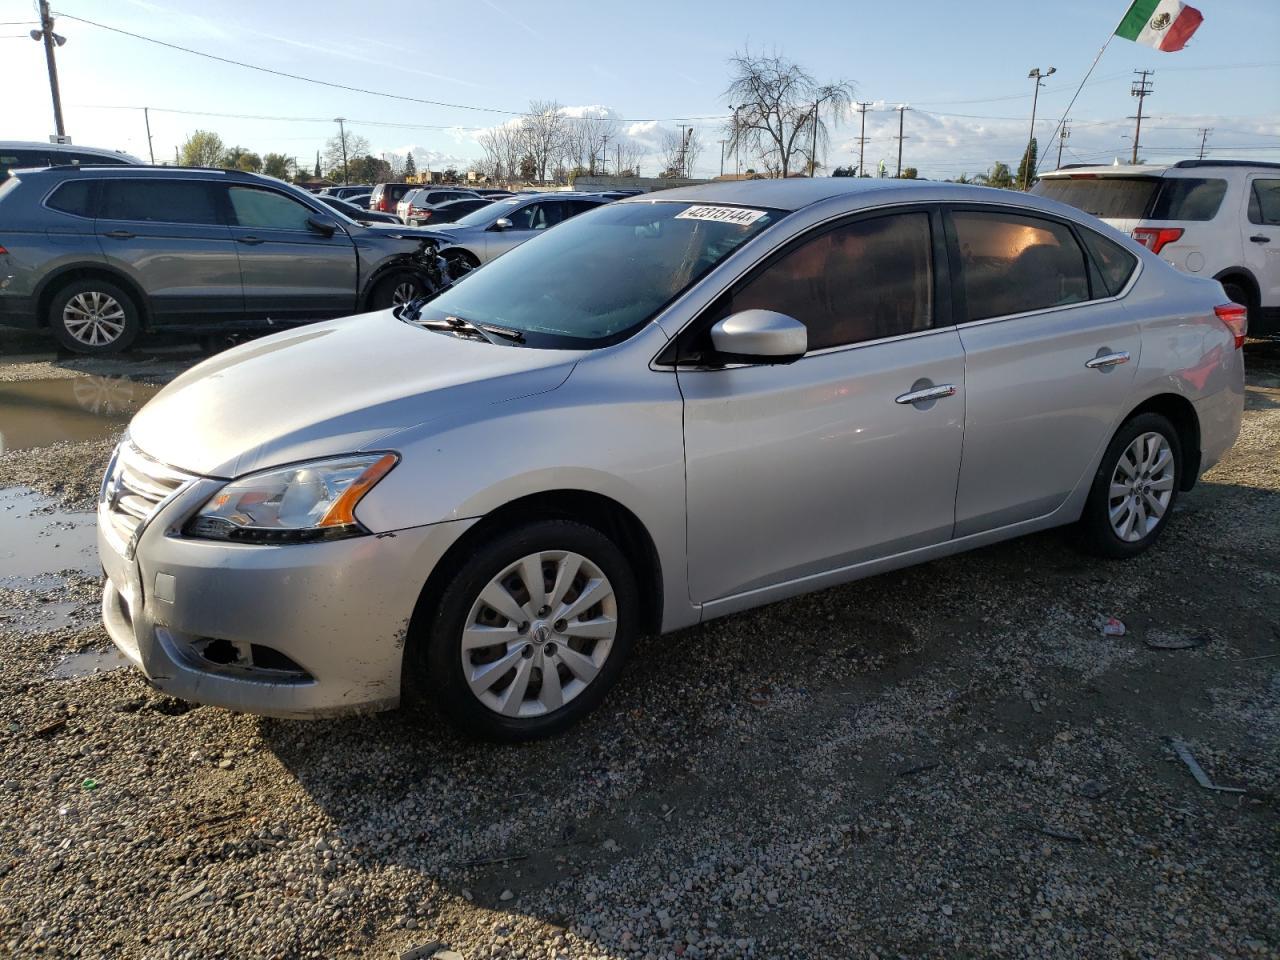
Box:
177 51 1043 189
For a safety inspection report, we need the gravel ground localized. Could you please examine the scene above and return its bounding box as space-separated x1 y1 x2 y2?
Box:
1 342 1277 960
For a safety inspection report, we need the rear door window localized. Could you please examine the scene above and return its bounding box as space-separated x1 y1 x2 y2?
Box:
1148 178 1227 221
46 179 98 218
100 179 222 224
950 210 1090 320
1033 177 1159 219
1248 179 1280 225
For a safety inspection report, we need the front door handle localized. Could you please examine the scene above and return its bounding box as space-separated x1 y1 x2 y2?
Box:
102 229 135 239
237 236 265 245
895 384 957 405
1085 351 1130 370
1249 234 1271 244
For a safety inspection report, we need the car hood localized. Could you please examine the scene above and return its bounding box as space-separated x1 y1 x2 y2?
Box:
128 311 579 478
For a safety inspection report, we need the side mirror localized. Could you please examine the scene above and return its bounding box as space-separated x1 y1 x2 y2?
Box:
709 310 807 365
491 217 513 232
306 214 337 236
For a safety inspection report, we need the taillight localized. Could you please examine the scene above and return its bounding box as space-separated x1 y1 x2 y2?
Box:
1132 227 1184 254
1214 303 1247 349
0 245 8 255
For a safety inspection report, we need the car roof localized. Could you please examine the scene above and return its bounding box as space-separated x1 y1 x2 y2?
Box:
0 141 142 162
621 178 1036 212
1041 159 1280 179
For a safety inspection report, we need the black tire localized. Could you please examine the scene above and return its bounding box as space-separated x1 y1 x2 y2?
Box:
414 519 640 741
47 278 141 355
368 271 428 311
1078 412 1183 559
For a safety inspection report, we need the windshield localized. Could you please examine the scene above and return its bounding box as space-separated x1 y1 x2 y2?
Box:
1032 176 1160 219
413 200 784 348
452 197 519 227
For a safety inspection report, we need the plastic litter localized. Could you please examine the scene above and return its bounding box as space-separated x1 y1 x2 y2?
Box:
1099 617 1126 637
1145 632 1208 650
1169 739 1245 794
81 778 97 791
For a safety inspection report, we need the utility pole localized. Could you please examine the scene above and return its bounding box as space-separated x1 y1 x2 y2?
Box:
1023 66 1056 189
143 107 155 164
1056 120 1070 170
809 99 820 176
174 145 179 165
1128 70 1154 165
1197 127 1212 159
681 126 693 178
333 117 349 184
729 105 741 176
598 133 612 176
33 0 67 139
718 139 728 177
854 102 872 177
894 105 909 178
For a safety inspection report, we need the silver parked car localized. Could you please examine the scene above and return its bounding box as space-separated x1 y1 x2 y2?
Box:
421 192 607 273
97 179 1245 740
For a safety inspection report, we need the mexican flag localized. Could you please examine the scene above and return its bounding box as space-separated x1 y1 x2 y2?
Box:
1115 0 1204 51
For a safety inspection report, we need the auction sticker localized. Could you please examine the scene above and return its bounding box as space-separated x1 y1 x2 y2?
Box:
675 205 767 226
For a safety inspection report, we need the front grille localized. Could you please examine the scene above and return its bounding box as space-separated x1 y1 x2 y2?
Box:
101 442 194 554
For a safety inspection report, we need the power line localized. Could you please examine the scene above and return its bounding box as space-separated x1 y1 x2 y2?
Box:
52 10 730 125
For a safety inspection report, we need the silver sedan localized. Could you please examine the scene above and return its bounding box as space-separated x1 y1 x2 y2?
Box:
98 178 1245 740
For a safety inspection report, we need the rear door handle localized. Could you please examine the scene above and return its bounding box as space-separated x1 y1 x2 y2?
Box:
895 384 956 405
1250 234 1271 244
1085 351 1130 370
102 229 135 239
237 236 264 245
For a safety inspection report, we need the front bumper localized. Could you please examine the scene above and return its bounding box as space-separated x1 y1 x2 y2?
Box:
98 474 475 718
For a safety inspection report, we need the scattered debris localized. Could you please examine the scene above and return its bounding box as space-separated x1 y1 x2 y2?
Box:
1168 739 1245 794
1079 780 1112 800
498 889 514 902
33 718 65 737
1231 653 1280 663
1145 633 1209 651
1023 822 1084 843
454 853 527 868
896 760 940 777
399 941 444 960
1099 617 1126 638
80 778 97 791
171 881 207 906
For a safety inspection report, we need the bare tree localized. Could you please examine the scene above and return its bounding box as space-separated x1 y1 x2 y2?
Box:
476 128 505 180
562 114 619 175
519 100 567 184
724 50 853 177
616 139 646 178
658 127 702 178
323 131 370 180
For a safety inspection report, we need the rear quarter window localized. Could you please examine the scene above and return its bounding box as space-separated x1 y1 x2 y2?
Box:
46 179 98 217
1148 178 1228 221
1078 228 1139 297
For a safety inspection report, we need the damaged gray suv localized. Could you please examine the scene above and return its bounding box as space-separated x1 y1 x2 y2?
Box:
0 166 445 353
98 179 1244 740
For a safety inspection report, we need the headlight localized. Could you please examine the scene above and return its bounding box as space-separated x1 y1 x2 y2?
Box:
184 453 398 544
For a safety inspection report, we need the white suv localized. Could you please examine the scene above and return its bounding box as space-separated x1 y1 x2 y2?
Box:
1035 160 1280 335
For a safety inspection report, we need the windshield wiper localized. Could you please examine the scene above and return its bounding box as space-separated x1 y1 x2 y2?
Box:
418 314 525 345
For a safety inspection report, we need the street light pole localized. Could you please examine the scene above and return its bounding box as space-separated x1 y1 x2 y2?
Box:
1023 66 1056 190
333 117 349 184
143 107 155 164
32 0 66 139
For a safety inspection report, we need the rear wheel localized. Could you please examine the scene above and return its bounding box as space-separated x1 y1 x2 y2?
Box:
48 279 141 354
1079 412 1182 558
416 519 639 741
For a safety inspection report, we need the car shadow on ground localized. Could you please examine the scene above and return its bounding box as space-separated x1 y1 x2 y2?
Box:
257 471 1279 953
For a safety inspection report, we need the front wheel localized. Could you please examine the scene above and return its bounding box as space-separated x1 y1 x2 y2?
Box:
417 520 639 740
368 272 428 311
1079 412 1182 558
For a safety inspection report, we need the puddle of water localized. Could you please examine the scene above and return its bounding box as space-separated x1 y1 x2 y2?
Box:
50 647 131 679
0 599 81 636
0 376 158 454
0 487 99 587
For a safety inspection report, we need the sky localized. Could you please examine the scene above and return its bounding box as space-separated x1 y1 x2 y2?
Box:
3 0 1278 180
